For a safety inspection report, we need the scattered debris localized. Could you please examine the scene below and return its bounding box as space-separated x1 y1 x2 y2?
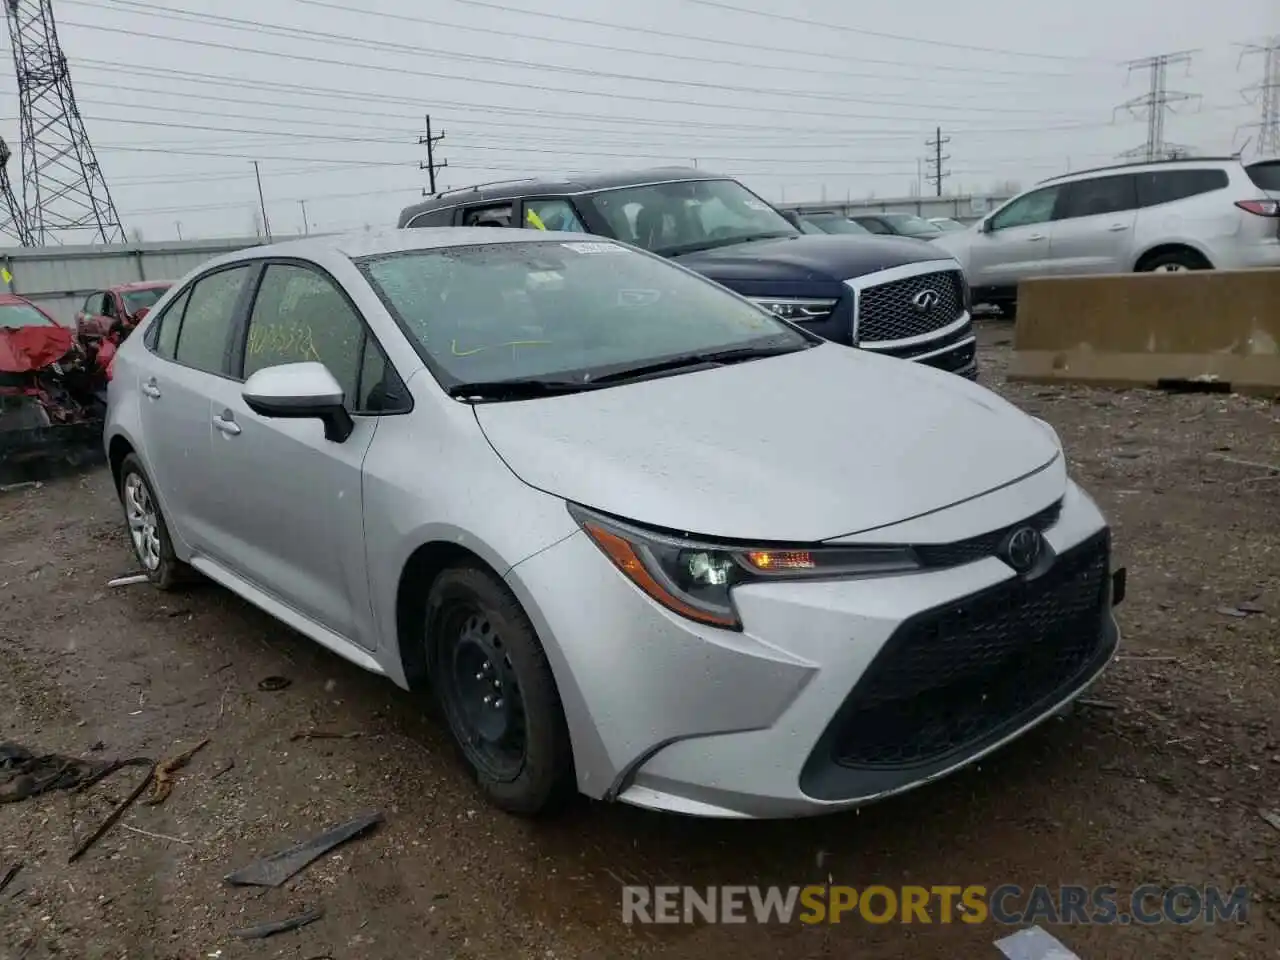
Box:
107 573 149 588
68 759 156 863
210 760 235 780
0 480 39 493
1261 810 1280 833
257 676 292 692
88 741 104 752
224 811 384 888
144 738 210 806
119 823 193 846
0 862 21 895
1 741 108 802
1076 698 1120 711
1236 600 1266 614
232 907 325 940
1217 606 1253 618
289 730 362 742
1206 452 1279 473
995 925 1082 960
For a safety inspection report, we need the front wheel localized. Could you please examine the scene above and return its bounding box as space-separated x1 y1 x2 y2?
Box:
425 566 575 816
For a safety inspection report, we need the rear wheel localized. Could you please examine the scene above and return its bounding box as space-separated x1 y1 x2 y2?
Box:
117 454 186 590
1137 249 1211 272
425 566 575 816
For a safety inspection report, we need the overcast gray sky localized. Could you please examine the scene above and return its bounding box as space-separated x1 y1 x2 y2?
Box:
3 0 1275 239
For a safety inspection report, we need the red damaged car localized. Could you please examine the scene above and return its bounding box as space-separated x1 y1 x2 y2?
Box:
75 281 171 377
0 294 104 469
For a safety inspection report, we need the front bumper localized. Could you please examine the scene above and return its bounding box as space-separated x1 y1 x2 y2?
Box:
506 479 1120 818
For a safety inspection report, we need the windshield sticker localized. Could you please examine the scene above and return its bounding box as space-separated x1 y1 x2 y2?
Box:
744 199 771 211
561 242 622 255
617 289 660 307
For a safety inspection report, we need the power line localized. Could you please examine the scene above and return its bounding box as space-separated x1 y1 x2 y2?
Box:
56 3 1106 119
419 115 448 195
683 0 1112 63
925 127 951 196
1114 51 1201 161
1238 37 1280 157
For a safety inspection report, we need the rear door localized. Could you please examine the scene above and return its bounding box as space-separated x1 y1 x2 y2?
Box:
1046 173 1139 275
136 264 255 553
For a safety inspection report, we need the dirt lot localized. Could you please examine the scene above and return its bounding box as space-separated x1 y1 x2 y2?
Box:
2 321 1278 960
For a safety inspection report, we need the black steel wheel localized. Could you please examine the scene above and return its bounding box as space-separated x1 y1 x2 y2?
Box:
425 566 575 815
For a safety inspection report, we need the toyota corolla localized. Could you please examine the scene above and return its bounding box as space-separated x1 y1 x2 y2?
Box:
104 228 1124 818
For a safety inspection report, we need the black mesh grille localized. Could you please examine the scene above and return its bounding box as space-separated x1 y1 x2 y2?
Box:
915 500 1062 569
857 270 965 344
829 530 1111 769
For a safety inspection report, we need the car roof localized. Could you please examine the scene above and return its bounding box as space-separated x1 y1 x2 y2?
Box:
112 280 172 292
0 293 34 306
195 226 623 274
1037 155 1245 185
398 166 725 219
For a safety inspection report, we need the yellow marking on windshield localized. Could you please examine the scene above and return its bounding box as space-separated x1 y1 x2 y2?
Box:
450 338 553 356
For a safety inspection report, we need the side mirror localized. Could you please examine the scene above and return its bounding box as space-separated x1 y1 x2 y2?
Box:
242 361 354 443
981 218 995 234
779 210 802 230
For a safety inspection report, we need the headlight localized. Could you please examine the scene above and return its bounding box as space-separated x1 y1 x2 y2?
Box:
747 297 837 322
569 504 920 630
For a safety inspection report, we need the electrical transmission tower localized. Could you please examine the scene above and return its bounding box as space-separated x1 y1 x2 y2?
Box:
5 0 124 245
1115 51 1200 161
0 136 32 246
1238 37 1280 157
924 126 950 197
419 115 448 196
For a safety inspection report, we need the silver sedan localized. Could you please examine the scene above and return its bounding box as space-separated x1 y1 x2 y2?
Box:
104 228 1122 818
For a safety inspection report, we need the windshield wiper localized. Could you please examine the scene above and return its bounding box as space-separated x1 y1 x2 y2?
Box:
662 231 794 257
586 341 809 385
447 378 597 400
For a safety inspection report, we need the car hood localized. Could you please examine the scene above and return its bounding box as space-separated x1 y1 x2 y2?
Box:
474 345 1061 542
669 234 948 289
0 325 73 374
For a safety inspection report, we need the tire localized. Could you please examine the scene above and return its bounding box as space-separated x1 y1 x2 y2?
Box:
425 565 575 816
117 454 186 591
1137 249 1210 273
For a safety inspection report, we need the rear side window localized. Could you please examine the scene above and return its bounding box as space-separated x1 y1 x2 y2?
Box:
1136 169 1229 207
174 266 252 375
462 204 513 227
1246 161 1280 192
1056 174 1138 219
151 287 191 359
407 208 456 228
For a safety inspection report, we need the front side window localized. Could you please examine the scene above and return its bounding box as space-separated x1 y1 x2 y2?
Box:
83 293 105 315
580 179 796 256
359 239 810 390
174 265 252 375
462 204 513 227
122 286 170 314
989 186 1063 231
524 198 586 233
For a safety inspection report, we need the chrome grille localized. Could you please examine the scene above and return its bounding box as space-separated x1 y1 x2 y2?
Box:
856 269 965 344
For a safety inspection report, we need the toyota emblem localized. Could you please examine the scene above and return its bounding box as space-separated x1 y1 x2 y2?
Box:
1002 526 1043 574
911 289 940 313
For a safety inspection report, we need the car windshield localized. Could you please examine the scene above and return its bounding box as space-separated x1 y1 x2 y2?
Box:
122 287 169 313
806 215 871 235
884 213 942 234
930 218 966 232
358 239 811 391
578 178 798 256
0 302 54 329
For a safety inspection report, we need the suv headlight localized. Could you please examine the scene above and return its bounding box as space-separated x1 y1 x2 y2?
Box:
748 297 837 322
569 504 919 630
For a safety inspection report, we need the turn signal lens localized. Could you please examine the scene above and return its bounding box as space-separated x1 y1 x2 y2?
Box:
744 550 816 571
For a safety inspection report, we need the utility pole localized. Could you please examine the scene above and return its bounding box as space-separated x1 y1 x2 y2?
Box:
418 115 448 196
1115 51 1200 161
174 221 182 240
925 127 950 197
1238 37 1280 158
252 161 272 242
299 199 309 235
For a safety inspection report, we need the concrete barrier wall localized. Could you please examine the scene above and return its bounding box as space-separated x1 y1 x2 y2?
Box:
1007 270 1280 397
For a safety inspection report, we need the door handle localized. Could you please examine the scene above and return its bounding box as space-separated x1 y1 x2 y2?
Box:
1027 233 1046 241
141 381 161 399
213 414 241 437
1107 223 1129 232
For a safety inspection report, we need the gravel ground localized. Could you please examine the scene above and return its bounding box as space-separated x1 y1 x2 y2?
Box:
2 321 1278 960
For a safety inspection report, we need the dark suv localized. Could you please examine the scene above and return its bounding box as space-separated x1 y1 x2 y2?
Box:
398 168 977 378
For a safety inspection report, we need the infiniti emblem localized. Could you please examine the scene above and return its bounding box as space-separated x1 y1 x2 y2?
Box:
1002 526 1043 574
911 289 940 313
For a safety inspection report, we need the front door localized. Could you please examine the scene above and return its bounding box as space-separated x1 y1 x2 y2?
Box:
966 183 1066 289
199 261 390 645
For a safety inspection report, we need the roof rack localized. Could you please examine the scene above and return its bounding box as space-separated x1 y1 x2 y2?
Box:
425 177 541 201
1037 155 1244 184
